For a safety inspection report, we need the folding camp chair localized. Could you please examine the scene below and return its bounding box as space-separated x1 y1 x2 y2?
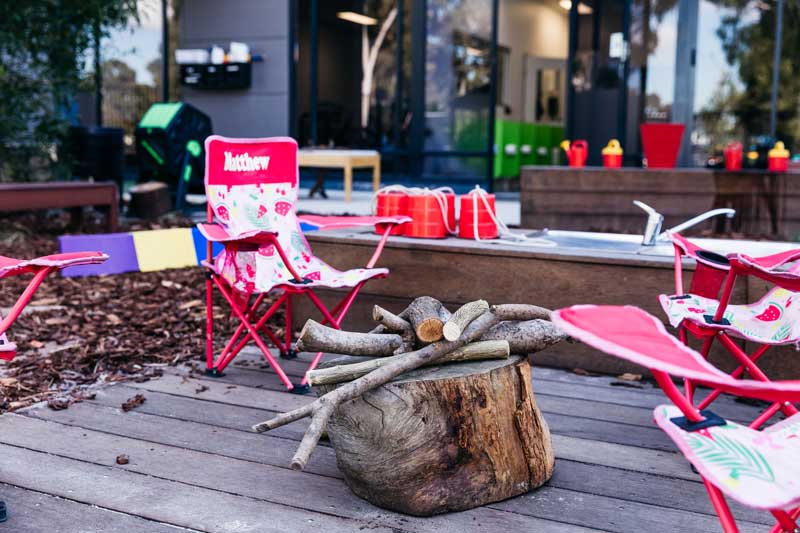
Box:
659 233 800 428
0 252 108 360
197 136 409 393
553 304 800 533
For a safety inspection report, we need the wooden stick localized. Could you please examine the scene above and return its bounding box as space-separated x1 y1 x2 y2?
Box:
481 320 567 354
253 310 500 470
443 300 489 341
491 304 552 321
372 305 415 353
295 319 402 356
305 340 510 386
372 305 412 332
405 296 445 343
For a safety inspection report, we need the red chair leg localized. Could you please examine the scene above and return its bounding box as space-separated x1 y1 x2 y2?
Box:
205 274 214 372
703 478 739 533
771 509 799 533
214 293 288 374
212 276 294 390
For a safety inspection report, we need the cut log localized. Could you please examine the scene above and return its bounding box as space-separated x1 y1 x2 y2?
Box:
252 310 500 469
129 181 171 219
306 340 510 386
443 300 489 341
405 296 445 343
318 356 554 516
252 305 562 470
295 319 402 357
481 319 568 354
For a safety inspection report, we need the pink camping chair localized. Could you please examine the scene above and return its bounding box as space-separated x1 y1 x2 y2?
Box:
659 233 800 428
197 136 409 393
553 304 800 533
0 252 108 360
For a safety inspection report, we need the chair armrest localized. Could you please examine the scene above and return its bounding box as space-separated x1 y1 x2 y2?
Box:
732 249 800 272
196 223 277 245
669 233 730 270
297 215 411 231
728 249 800 292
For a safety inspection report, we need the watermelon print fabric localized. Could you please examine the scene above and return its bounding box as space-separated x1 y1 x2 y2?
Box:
205 164 386 295
659 287 800 345
655 404 800 510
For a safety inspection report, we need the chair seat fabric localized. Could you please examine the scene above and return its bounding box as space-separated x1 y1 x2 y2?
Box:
659 288 800 345
655 404 800 510
213 247 387 294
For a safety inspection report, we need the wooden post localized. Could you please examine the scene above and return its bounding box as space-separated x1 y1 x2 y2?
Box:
372 156 381 192
344 164 353 202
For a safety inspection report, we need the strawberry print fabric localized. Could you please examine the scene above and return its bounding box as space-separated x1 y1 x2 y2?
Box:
659 288 800 345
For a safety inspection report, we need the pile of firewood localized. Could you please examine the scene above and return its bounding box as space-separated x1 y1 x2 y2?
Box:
251 296 568 470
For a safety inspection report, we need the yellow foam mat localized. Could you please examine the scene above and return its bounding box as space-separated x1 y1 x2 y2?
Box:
131 228 198 272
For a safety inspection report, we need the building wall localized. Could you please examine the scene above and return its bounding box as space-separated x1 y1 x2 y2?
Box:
179 0 291 137
497 0 569 122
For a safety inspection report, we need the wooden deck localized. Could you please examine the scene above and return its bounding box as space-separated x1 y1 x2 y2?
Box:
0 349 774 532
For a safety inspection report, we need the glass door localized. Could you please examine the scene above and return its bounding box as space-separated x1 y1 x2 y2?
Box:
568 0 630 166
409 0 498 185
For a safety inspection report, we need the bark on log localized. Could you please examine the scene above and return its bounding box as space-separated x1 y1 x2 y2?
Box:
443 300 489 341
490 304 552 320
306 340 510 386
490 304 552 321
318 356 555 515
296 319 402 356
481 319 568 354
405 296 445 343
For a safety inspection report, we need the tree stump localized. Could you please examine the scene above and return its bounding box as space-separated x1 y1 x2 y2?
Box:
129 181 171 219
318 355 554 516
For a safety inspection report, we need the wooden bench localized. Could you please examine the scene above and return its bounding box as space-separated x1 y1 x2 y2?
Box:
298 149 381 202
0 182 119 231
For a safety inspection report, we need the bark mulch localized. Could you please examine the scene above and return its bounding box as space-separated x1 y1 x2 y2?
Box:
0 210 282 412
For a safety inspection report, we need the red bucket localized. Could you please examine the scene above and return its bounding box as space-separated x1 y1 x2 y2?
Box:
640 123 685 168
374 191 408 235
459 192 498 239
405 193 453 239
724 143 743 171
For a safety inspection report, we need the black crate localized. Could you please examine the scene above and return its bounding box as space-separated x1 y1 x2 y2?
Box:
179 62 251 90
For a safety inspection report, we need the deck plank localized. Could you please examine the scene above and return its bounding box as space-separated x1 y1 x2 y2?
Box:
0 415 590 533
0 483 196 532
0 442 379 533
28 391 769 527
0 360 782 532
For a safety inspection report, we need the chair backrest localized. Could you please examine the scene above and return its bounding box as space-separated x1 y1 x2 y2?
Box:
205 135 301 236
204 136 315 290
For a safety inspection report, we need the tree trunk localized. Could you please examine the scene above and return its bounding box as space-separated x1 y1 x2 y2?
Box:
318 356 554 516
129 181 171 219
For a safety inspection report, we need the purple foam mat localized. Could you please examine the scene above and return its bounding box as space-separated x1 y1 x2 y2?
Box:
58 233 139 277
